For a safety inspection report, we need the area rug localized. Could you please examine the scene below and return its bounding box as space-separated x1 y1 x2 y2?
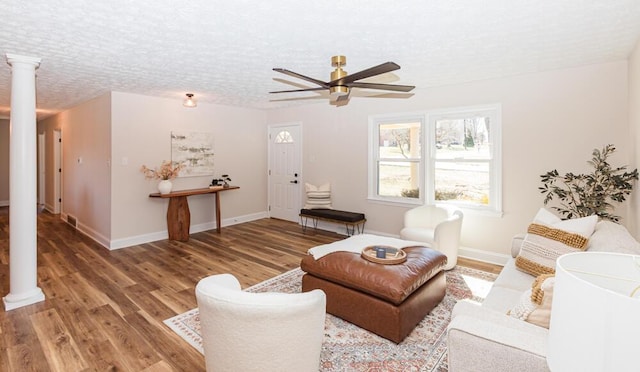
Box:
164 266 497 371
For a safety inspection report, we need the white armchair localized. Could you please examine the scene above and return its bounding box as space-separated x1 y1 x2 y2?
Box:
195 274 326 372
400 205 463 270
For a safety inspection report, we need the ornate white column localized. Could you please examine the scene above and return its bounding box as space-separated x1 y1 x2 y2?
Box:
3 53 45 310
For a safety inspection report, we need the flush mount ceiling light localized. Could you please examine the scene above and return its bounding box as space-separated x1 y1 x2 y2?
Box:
183 93 197 108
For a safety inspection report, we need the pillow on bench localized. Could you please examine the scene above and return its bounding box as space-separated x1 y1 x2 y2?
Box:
304 183 332 209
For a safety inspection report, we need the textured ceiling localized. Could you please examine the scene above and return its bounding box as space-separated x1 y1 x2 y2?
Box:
1 0 640 119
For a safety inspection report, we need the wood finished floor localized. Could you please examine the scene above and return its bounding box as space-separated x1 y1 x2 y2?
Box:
0 207 501 371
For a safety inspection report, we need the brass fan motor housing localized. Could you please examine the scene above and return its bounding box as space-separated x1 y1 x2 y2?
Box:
330 55 348 95
331 55 347 67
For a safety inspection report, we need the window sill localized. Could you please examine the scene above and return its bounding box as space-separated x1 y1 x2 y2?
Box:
368 197 503 217
367 196 424 208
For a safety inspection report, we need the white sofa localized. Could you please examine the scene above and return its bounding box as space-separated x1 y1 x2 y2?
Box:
447 220 640 372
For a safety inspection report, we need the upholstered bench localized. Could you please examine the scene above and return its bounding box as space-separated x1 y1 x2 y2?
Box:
299 208 366 235
300 246 447 343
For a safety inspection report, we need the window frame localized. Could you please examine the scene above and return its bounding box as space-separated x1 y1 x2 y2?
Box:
426 104 502 214
368 112 426 205
368 104 502 214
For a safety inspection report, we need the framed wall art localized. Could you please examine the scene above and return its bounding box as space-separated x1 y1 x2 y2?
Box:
171 131 215 177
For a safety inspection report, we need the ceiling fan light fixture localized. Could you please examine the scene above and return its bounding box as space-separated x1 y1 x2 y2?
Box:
183 93 197 108
329 86 349 98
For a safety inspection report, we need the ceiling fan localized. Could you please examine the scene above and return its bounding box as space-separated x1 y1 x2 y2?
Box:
270 56 415 103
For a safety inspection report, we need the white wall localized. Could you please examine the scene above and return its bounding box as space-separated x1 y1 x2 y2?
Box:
38 94 113 244
110 92 268 246
0 119 8 206
38 114 61 212
630 39 640 236
267 61 630 257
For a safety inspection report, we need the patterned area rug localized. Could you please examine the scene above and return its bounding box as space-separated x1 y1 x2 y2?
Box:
164 266 496 371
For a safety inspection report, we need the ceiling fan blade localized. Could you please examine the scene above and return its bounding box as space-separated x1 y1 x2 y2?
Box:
330 62 400 86
269 87 327 94
346 82 415 92
272 68 329 88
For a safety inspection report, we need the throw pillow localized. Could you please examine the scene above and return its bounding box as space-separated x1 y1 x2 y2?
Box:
515 208 597 276
586 220 640 255
508 274 555 328
304 183 332 209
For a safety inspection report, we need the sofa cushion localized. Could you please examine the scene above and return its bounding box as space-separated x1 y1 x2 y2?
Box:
508 274 555 328
515 209 597 276
481 286 525 314
492 259 536 292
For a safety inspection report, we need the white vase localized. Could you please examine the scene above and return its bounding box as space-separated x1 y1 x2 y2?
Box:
158 179 173 194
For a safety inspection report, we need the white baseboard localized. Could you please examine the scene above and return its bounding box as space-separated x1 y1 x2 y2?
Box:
109 230 169 250
221 211 269 228
108 211 269 250
458 246 509 266
44 203 55 213
0 200 8 207
77 222 111 250
68 211 509 266
56 213 111 250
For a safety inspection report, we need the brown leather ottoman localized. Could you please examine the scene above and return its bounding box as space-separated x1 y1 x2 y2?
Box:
300 246 447 343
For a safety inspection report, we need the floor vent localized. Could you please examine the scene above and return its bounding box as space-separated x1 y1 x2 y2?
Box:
67 215 77 228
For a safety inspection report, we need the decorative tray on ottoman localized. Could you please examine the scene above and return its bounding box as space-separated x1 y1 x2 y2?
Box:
361 245 407 264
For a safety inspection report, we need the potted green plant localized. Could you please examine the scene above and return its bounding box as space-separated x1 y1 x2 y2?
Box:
539 144 638 222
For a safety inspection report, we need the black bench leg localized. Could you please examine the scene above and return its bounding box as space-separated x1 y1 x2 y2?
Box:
345 223 354 236
300 216 319 233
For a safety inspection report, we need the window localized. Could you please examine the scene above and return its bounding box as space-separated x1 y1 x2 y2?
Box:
368 113 425 204
369 104 502 213
428 104 502 213
274 130 294 143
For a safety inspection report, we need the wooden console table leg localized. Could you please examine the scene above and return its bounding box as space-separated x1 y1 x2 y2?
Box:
215 192 221 233
167 196 190 242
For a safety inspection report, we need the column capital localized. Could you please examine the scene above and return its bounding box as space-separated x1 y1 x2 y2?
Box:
6 53 41 68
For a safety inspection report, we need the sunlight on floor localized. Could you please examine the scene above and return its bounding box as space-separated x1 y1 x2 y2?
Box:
461 274 495 302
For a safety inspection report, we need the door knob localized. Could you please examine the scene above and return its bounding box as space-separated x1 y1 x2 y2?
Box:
290 180 298 184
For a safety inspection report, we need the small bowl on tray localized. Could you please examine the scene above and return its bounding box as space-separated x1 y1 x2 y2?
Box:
361 245 407 264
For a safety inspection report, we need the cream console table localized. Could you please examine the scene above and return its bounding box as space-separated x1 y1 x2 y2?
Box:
149 186 239 242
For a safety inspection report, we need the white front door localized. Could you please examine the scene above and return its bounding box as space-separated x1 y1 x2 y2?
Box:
268 123 302 221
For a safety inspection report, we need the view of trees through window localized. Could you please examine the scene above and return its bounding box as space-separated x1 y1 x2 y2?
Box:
377 116 491 205
377 122 421 199
434 116 491 205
